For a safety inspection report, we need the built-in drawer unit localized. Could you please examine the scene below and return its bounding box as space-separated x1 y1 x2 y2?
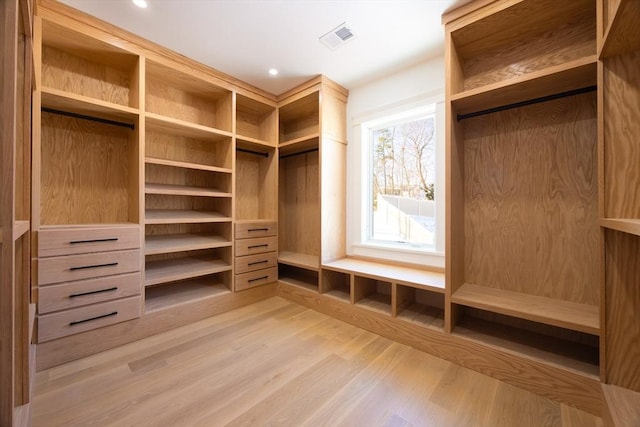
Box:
234 221 277 291
36 224 142 342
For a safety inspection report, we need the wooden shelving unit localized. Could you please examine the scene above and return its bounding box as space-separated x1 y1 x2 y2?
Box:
145 232 231 255
145 255 231 286
395 284 445 330
599 0 640 58
600 218 640 237
144 278 231 313
145 183 231 198
145 157 231 174
277 251 319 271
145 209 230 224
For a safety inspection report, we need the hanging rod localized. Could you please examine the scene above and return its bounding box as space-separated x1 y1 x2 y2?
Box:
42 107 136 130
237 147 268 157
456 86 597 121
279 147 319 159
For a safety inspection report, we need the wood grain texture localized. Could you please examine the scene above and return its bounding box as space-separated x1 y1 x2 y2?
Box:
601 384 640 427
604 230 640 392
279 285 604 416
278 150 320 257
278 90 319 143
145 254 232 287
603 51 640 218
31 296 602 426
320 136 347 263
235 93 276 143
235 149 277 221
463 93 598 305
145 276 231 313
600 0 640 58
600 218 640 236
38 224 139 257
40 112 134 225
321 269 350 300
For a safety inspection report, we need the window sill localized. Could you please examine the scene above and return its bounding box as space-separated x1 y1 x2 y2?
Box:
350 242 444 269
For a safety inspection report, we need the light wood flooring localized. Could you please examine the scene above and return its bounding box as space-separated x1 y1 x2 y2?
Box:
32 297 603 426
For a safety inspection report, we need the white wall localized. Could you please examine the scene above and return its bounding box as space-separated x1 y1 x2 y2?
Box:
345 56 446 267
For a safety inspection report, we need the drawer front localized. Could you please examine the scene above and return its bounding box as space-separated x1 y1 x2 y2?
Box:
38 296 141 343
235 251 277 274
38 249 141 286
235 267 278 291
235 221 277 239
39 224 140 257
235 236 277 257
38 272 141 314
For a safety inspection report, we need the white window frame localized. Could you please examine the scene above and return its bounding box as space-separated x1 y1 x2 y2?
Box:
347 92 445 268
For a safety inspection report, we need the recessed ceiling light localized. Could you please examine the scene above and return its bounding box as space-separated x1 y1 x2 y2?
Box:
132 0 148 8
268 68 279 76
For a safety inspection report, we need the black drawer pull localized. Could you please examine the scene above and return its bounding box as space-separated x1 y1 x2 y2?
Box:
248 244 268 249
248 228 269 232
70 262 118 271
70 237 118 244
69 287 118 298
69 311 118 326
248 260 268 266
248 275 269 283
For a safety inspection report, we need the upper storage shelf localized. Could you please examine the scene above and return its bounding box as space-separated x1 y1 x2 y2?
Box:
145 59 232 132
278 90 319 145
449 0 596 114
600 0 640 58
41 19 140 110
236 94 276 146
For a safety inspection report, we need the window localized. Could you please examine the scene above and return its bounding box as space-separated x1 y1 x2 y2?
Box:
348 98 444 268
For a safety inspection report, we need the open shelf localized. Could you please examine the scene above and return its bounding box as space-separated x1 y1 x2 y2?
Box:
322 258 445 293
321 269 350 303
278 251 319 271
602 384 640 427
145 183 231 198
453 312 599 378
395 284 444 331
145 157 231 174
145 112 231 142
13 220 29 241
278 134 320 154
145 209 231 224
353 276 392 315
452 283 599 335
236 93 276 146
600 0 640 58
601 218 640 236
278 90 319 143
278 264 318 292
145 255 231 286
145 232 231 255
41 87 139 124
451 56 596 117
144 276 231 313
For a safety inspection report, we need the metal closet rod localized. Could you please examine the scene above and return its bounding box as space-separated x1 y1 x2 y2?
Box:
456 86 597 121
42 107 135 130
237 147 269 157
279 147 319 159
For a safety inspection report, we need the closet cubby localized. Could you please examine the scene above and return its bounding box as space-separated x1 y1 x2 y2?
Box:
353 276 392 315
600 0 640 58
41 19 140 109
146 60 232 131
320 269 350 303
278 264 318 291
278 90 319 145
235 145 277 221
449 0 597 116
144 273 232 313
236 94 277 146
394 285 444 330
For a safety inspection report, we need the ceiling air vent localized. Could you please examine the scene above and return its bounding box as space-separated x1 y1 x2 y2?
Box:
319 22 356 50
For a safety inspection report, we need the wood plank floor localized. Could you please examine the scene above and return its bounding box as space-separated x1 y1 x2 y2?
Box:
32 297 603 427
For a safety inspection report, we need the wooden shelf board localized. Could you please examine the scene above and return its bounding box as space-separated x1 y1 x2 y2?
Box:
453 316 600 378
145 157 232 174
356 293 392 315
277 276 318 292
601 218 640 237
145 183 231 198
13 220 30 241
145 112 232 142
602 384 640 427
452 283 599 335
600 0 640 58
41 87 138 124
278 133 320 155
322 258 445 293
451 56 597 116
278 251 319 271
145 255 231 286
323 289 350 303
144 279 231 314
145 232 231 255
236 135 276 149
396 303 444 331
145 210 231 224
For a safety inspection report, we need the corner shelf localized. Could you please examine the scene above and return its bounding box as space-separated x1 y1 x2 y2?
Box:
145 255 232 287
600 218 640 237
278 251 319 271
145 232 231 255
145 209 231 224
600 0 640 58
145 157 232 174
452 283 599 335
144 278 231 313
145 183 231 198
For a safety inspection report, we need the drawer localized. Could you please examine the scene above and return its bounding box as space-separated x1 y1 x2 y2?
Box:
38 249 141 286
235 251 277 274
38 272 141 314
38 296 141 343
39 224 140 257
235 221 277 239
235 236 277 257
235 267 277 291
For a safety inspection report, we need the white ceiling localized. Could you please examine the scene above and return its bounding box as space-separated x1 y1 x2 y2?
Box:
59 0 469 96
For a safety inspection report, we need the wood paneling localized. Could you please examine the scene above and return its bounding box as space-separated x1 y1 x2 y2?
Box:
320 137 346 263
604 230 640 392
463 93 598 306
